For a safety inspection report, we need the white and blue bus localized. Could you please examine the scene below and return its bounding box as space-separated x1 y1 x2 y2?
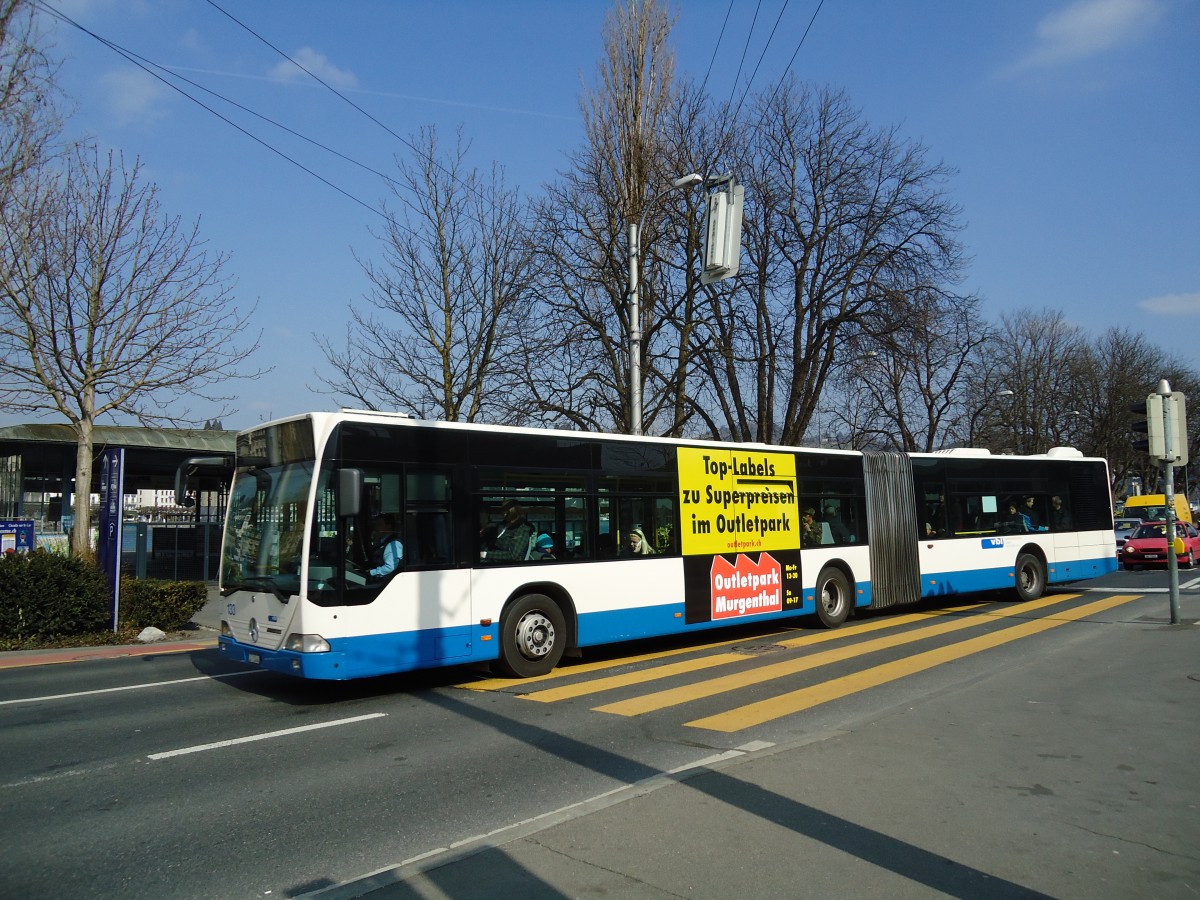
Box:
212 410 1118 680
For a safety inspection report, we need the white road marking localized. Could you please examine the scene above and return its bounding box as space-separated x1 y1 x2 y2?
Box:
3 763 121 790
0 670 267 707
147 713 388 760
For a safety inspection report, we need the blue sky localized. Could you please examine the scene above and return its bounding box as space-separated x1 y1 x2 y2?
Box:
33 0 1200 431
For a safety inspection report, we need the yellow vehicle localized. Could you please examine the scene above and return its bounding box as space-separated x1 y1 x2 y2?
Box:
1122 494 1193 525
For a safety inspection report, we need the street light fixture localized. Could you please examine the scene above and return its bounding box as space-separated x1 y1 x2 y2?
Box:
628 173 704 436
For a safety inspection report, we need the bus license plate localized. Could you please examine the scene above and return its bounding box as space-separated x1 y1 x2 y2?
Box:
248 652 261 664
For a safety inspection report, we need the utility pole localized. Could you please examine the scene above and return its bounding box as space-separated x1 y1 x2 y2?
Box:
627 174 702 436
1132 379 1189 623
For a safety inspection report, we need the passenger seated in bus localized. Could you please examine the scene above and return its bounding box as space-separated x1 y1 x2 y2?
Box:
1000 500 1030 534
1049 495 1073 530
368 513 404 579
801 508 822 546
924 493 946 537
485 500 534 561
624 526 654 556
1022 495 1040 529
531 532 556 560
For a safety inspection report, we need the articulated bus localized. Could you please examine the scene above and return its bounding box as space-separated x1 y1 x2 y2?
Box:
212 410 1118 680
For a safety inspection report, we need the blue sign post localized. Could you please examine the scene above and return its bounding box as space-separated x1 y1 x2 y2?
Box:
0 519 34 554
98 448 125 632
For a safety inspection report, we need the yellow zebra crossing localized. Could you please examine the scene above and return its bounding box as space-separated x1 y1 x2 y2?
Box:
457 593 1143 733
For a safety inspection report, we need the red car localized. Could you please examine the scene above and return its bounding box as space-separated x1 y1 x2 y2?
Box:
1120 520 1200 569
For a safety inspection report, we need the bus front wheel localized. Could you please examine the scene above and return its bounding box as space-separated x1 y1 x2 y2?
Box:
1013 553 1045 602
815 566 852 628
496 593 566 678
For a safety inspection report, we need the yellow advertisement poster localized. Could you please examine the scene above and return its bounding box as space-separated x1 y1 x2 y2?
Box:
677 447 800 555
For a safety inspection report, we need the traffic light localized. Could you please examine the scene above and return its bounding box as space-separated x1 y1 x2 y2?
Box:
1130 395 1165 457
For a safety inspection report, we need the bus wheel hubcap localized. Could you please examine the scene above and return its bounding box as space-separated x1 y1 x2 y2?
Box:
821 585 840 613
516 612 554 659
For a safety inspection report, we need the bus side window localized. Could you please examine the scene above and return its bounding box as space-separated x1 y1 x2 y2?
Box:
613 496 675 556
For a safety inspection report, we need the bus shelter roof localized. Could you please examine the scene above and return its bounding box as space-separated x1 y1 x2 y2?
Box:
0 423 235 494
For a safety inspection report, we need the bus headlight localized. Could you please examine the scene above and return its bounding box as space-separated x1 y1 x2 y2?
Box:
285 633 331 653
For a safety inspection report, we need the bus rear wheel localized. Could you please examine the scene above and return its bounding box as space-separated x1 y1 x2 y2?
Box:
1013 552 1045 602
815 566 852 628
495 593 566 678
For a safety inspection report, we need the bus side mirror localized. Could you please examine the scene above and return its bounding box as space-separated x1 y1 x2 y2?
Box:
338 468 363 519
174 455 230 505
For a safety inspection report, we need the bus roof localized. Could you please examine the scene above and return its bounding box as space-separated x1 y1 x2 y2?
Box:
242 409 1095 463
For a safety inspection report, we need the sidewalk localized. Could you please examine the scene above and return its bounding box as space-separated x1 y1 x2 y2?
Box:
312 611 1200 899
0 632 218 669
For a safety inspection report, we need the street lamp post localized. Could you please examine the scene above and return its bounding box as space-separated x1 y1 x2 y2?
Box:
628 173 703 436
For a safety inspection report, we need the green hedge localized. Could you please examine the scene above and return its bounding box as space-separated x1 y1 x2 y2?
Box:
0 552 209 640
119 578 208 631
0 550 111 640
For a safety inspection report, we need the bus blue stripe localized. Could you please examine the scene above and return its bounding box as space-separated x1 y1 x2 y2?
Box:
219 554 1116 680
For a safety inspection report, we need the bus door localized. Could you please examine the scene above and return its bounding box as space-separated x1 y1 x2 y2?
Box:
338 466 472 662
862 452 921 608
397 469 471 660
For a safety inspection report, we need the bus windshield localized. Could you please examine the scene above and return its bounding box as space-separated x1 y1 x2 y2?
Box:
220 419 318 599
221 460 314 599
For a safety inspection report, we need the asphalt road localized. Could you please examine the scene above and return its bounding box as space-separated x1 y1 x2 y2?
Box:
1 569 1197 899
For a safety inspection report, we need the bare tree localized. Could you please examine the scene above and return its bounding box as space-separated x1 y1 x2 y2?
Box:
0 0 61 205
694 81 968 445
528 0 695 434
969 309 1088 455
318 126 536 423
833 291 991 451
1069 328 1200 498
0 147 262 554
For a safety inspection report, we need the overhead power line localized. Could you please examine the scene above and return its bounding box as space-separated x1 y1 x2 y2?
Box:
697 0 736 100
758 0 826 114
202 0 484 211
728 0 794 125
724 0 765 114
704 0 826 167
35 0 389 220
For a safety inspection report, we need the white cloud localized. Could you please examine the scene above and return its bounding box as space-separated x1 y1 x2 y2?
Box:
1007 0 1163 73
99 67 171 126
1138 292 1200 316
269 48 358 89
